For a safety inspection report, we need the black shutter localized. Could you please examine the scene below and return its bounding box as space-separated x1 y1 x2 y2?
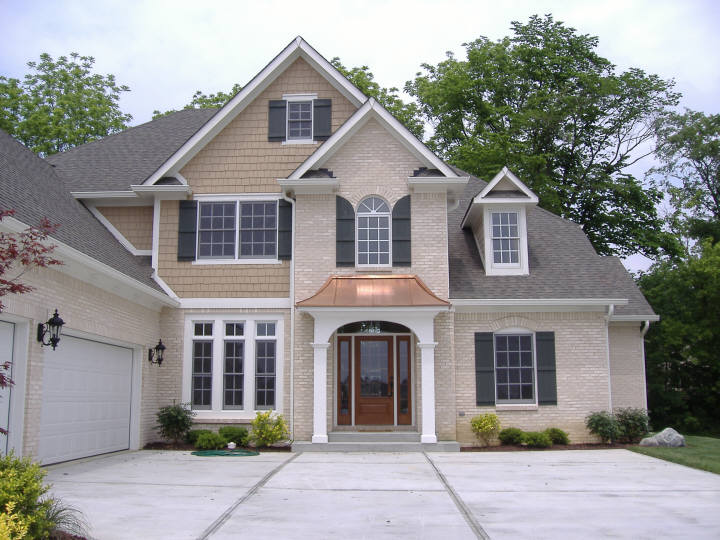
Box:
278 199 292 260
536 332 557 405
336 196 355 267
392 195 411 266
313 99 332 140
268 100 286 141
475 332 495 406
177 200 197 261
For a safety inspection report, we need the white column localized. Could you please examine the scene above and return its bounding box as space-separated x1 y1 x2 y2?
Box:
311 342 330 443
419 342 437 443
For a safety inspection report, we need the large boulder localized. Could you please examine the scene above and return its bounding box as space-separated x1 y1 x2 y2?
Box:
639 427 686 447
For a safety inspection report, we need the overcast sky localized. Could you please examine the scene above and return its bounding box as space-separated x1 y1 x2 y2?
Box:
2 0 718 270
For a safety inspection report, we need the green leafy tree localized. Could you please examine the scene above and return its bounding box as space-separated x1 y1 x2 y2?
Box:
638 240 720 433
0 53 131 155
152 83 243 119
330 58 424 139
405 14 680 257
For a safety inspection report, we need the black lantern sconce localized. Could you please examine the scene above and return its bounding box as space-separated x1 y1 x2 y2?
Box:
37 309 65 350
148 339 166 366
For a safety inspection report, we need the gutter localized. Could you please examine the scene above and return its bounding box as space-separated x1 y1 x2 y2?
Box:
605 303 614 411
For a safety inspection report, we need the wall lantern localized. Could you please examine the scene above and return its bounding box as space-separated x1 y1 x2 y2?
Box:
148 339 166 365
37 309 65 350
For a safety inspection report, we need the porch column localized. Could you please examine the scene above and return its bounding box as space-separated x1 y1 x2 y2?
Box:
311 342 330 443
418 342 437 443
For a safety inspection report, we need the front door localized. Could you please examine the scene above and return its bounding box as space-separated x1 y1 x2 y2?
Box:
355 336 394 424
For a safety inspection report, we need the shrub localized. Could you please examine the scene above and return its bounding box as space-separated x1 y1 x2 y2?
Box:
523 431 553 448
0 502 30 539
195 431 227 450
681 415 701 434
156 402 195 444
218 426 249 447
470 414 500 446
250 411 289 447
586 411 620 443
45 498 89 539
498 427 525 445
186 429 212 445
544 427 570 445
0 454 54 539
615 408 650 443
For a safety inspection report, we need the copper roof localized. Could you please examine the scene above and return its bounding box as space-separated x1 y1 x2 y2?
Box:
297 275 450 308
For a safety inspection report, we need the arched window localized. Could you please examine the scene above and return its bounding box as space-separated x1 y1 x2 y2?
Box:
356 196 391 266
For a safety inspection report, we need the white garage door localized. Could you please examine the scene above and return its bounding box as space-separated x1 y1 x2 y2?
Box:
0 320 14 455
38 335 133 465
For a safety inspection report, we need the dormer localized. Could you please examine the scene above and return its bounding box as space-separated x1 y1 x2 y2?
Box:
462 167 538 276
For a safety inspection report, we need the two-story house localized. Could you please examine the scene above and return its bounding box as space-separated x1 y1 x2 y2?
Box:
0 37 656 464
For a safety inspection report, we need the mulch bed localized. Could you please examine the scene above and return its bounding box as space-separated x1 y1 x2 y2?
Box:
461 442 634 452
143 441 291 452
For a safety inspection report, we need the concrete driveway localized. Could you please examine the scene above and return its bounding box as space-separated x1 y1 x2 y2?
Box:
45 449 720 539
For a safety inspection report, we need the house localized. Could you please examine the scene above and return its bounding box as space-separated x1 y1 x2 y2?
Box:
0 37 657 464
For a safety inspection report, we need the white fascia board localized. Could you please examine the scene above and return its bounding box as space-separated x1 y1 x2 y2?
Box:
452 298 628 313
278 178 339 195
142 37 366 187
476 166 539 203
131 185 191 200
407 176 469 196
179 298 291 309
72 191 137 199
610 314 660 322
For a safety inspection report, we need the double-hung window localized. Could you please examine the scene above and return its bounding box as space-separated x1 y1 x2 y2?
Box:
356 196 391 266
491 212 520 264
287 101 312 141
495 333 535 403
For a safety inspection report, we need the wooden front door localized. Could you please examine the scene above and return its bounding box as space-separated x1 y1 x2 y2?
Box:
354 336 394 424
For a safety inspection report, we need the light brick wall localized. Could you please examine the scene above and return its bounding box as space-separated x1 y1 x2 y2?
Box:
454 311 611 444
609 323 647 410
96 206 153 250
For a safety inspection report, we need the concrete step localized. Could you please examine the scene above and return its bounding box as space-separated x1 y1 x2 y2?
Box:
291 441 461 452
328 431 421 443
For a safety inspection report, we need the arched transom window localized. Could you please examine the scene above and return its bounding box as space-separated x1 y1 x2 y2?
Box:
357 196 391 266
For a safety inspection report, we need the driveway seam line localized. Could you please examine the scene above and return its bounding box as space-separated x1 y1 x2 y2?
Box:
423 452 491 540
196 452 300 539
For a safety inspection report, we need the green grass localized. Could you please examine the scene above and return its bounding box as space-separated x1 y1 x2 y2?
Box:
629 435 720 475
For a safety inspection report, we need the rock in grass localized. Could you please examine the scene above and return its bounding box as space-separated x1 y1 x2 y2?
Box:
639 427 686 447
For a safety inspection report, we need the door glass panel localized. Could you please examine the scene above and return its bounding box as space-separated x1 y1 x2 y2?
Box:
339 340 350 415
398 339 409 415
359 341 389 397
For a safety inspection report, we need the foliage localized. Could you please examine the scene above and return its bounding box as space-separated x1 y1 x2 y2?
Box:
250 411 289 448
544 427 570 445
405 14 680 258
498 427 525 445
614 408 650 443
155 403 195 444
194 431 227 450
629 435 720 475
470 413 500 446
185 429 212 445
0 454 53 539
522 431 553 448
0 502 29 540
152 83 243 119
585 411 621 443
331 58 424 139
218 426 249 447
638 240 720 433
45 498 89 539
0 52 131 155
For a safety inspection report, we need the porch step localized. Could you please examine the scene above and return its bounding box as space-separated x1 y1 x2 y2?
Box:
328 431 420 443
291 441 461 452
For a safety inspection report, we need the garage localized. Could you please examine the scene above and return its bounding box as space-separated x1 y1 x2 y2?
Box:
38 335 134 465
1 320 14 455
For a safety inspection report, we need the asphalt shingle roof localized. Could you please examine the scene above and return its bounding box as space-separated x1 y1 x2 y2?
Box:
46 108 218 191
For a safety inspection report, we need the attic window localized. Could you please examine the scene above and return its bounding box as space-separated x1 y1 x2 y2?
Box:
491 212 520 264
287 101 312 140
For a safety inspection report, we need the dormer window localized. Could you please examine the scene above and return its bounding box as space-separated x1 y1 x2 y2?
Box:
491 211 520 265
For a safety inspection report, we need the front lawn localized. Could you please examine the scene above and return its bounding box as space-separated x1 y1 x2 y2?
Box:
629 435 720 475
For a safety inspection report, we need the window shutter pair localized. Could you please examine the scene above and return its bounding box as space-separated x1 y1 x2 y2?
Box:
474 331 557 406
335 195 411 267
268 99 332 142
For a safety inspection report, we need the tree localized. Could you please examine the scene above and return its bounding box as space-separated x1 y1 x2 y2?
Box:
638 240 720 434
405 15 681 258
330 58 424 139
152 83 243 119
0 53 132 155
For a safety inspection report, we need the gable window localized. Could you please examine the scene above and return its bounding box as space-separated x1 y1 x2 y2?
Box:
495 334 534 403
287 101 312 140
357 196 391 266
491 212 519 264
267 95 331 144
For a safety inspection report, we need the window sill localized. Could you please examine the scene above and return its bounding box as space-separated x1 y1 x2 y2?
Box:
192 259 282 265
282 139 318 145
495 403 538 411
355 265 393 272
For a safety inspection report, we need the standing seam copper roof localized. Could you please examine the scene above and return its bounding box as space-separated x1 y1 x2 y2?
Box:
296 275 450 308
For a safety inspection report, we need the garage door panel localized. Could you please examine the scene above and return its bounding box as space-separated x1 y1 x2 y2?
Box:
39 336 133 465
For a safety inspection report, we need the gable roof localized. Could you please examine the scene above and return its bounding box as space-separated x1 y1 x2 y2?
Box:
46 108 216 191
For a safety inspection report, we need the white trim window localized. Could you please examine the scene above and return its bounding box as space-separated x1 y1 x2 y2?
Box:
491 212 519 264
481 206 530 275
287 101 312 141
356 196 391 266
254 322 277 409
495 333 535 403
191 322 214 410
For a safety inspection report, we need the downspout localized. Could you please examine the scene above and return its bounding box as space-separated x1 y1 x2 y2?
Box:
640 320 651 409
282 192 296 441
605 304 615 411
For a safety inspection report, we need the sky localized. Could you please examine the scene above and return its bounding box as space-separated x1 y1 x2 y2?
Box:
2 0 719 270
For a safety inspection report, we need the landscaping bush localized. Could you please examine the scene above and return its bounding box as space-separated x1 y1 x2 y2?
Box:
470 413 500 446
156 402 195 444
250 411 289 447
195 431 227 450
498 427 525 445
0 453 54 539
522 431 553 448
185 429 212 445
614 408 650 443
586 411 621 443
218 426 249 447
544 427 570 445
